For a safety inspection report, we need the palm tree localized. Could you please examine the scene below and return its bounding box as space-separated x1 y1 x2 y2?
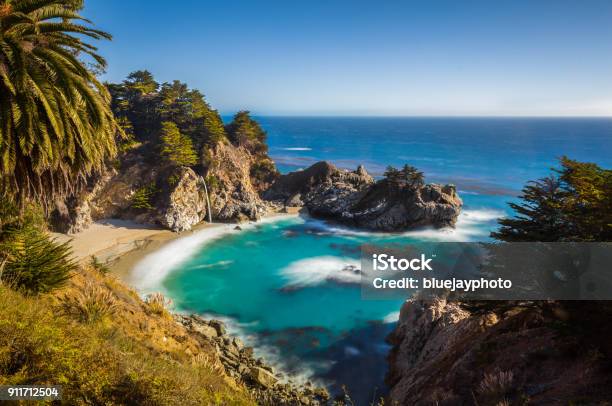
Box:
0 0 118 210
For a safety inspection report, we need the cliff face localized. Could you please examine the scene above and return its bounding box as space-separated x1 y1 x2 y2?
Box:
204 141 272 222
51 150 209 233
52 139 277 233
386 299 612 405
264 161 462 231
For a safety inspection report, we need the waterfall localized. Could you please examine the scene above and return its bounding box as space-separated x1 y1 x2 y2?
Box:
202 178 213 223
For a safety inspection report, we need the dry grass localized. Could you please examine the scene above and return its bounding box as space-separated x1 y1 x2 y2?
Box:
477 368 515 404
0 271 253 405
61 281 118 323
145 292 172 316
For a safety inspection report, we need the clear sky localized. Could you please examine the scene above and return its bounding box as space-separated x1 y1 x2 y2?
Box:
85 0 612 116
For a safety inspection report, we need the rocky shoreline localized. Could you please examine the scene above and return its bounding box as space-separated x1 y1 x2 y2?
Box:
175 314 330 405
385 298 612 404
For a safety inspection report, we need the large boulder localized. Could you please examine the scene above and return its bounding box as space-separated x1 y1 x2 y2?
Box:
249 366 278 388
264 161 462 231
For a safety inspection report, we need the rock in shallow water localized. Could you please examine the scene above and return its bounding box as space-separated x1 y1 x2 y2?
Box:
265 161 462 231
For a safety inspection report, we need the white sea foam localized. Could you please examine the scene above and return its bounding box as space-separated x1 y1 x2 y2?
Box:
415 208 505 238
383 311 400 323
280 256 361 287
129 214 298 291
191 312 326 386
281 147 312 151
401 209 505 241
188 260 234 270
302 209 505 242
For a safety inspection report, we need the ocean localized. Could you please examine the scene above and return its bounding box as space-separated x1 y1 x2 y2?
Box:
129 117 612 404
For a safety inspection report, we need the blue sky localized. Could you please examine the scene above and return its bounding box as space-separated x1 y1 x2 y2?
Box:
85 0 612 116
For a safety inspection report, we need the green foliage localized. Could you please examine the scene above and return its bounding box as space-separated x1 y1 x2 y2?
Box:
401 164 425 187
125 70 159 94
108 73 227 161
492 157 612 242
116 117 140 152
160 122 198 167
0 226 76 295
383 164 425 188
168 173 181 186
226 111 268 154
158 81 227 149
89 256 111 275
130 182 159 211
0 0 119 209
383 166 401 181
205 174 219 192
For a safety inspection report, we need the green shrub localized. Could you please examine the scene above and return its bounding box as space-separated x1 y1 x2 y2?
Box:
130 182 159 210
160 121 198 167
89 256 111 275
0 226 76 295
205 174 219 192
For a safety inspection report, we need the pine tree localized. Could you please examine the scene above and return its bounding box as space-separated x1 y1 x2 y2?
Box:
225 111 268 154
384 166 402 182
401 164 425 188
492 157 611 242
159 122 198 167
491 176 567 241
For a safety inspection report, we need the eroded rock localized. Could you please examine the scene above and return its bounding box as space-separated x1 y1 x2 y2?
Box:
265 161 462 231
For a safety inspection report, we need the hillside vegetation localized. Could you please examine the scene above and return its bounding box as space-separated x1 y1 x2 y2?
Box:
0 262 254 405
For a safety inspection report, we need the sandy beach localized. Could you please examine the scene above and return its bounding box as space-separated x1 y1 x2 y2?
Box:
52 219 207 279
54 210 301 282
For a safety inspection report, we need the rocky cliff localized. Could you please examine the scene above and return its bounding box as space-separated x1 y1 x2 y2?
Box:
51 149 209 233
264 161 462 231
386 298 612 405
204 141 273 223
52 139 277 233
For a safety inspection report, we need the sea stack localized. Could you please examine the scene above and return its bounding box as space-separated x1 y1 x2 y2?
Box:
264 161 462 231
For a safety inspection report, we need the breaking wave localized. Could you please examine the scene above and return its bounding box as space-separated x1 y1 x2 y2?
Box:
129 214 297 292
279 256 361 288
301 209 505 242
281 147 312 151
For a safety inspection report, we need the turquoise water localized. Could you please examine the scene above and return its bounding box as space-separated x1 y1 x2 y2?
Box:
131 117 612 403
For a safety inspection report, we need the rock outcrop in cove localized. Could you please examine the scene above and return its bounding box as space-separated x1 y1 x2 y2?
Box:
264 161 462 231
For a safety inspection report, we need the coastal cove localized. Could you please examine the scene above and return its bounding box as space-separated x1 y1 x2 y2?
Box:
108 117 612 403
3 2 612 403
113 207 500 401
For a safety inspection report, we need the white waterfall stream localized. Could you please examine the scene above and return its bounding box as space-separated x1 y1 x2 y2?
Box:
202 178 213 223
